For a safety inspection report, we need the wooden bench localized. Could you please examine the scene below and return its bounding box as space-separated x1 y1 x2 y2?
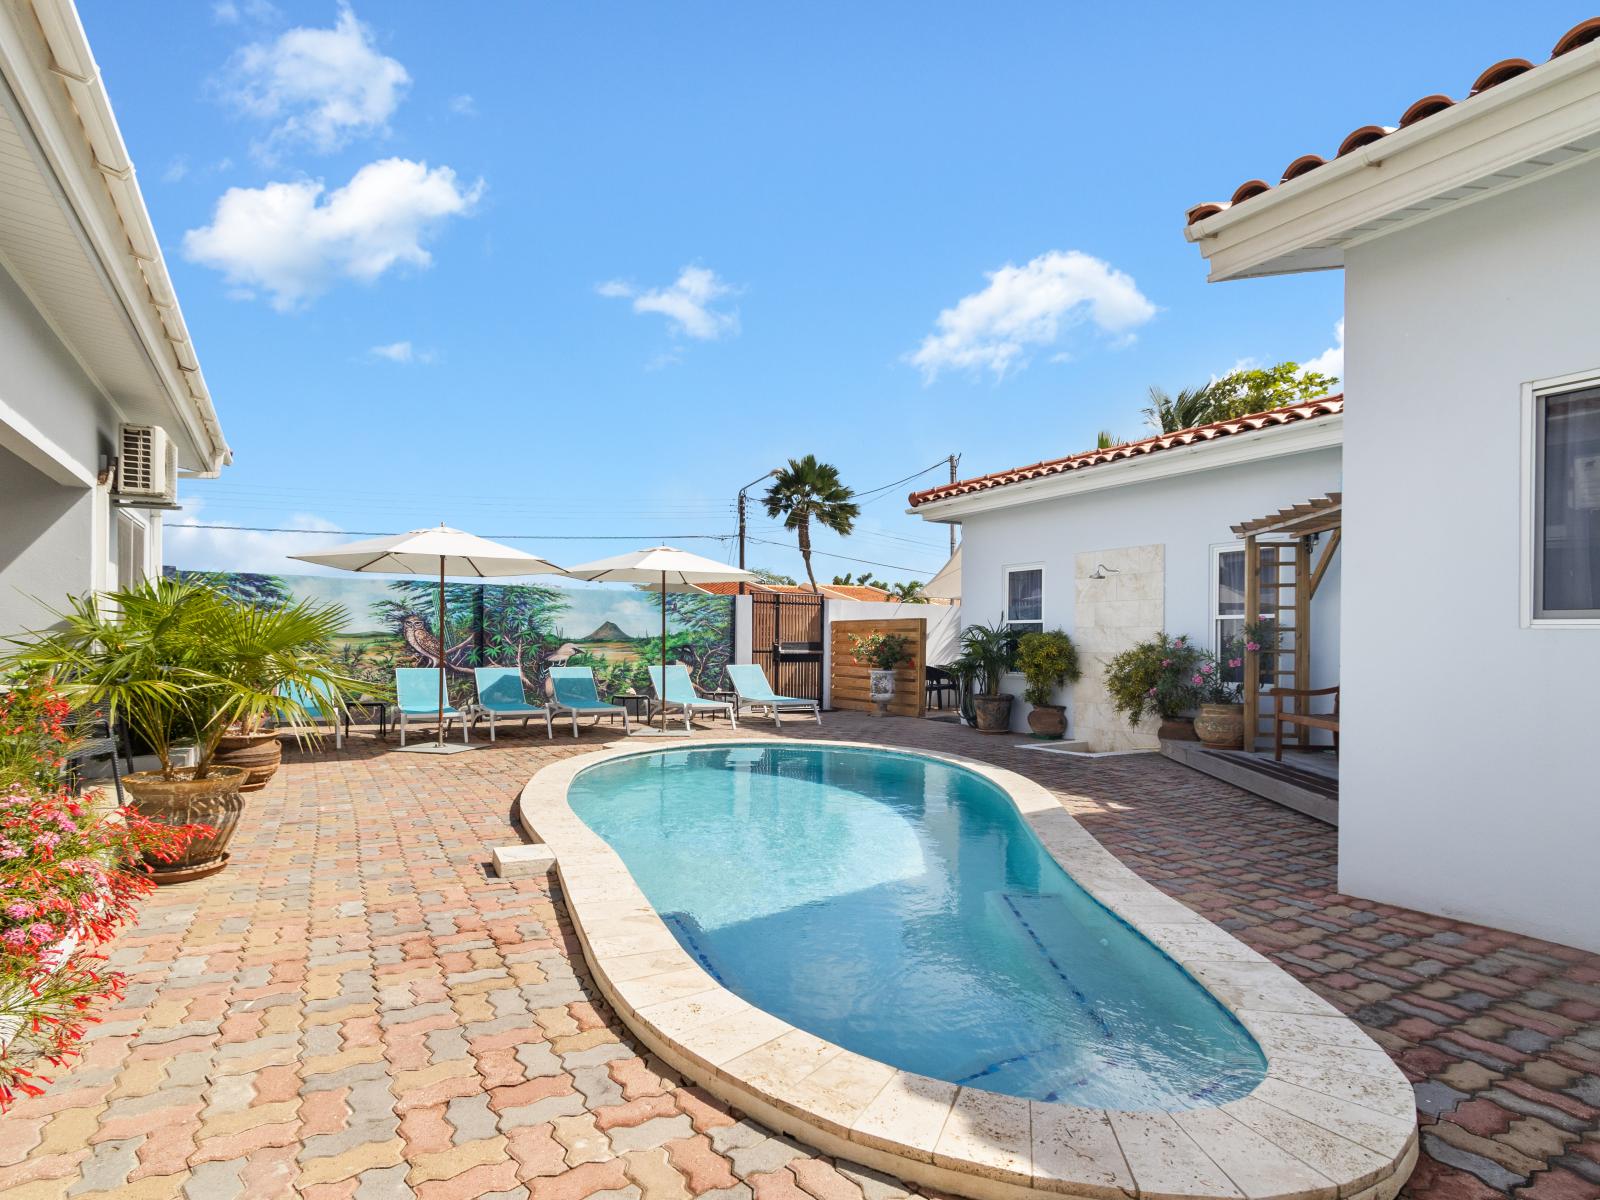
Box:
1266 685 1340 761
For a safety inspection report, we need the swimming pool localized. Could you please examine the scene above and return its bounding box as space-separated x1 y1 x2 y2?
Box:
567 743 1266 1111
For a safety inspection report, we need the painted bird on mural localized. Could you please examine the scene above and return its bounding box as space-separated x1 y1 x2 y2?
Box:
398 613 474 672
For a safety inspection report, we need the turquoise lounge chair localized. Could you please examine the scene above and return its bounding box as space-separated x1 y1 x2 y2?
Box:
726 664 821 727
395 667 468 746
547 667 630 737
648 664 737 731
471 667 552 741
278 678 348 749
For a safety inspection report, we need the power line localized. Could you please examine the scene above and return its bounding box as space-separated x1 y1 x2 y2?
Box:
851 458 951 502
744 537 935 574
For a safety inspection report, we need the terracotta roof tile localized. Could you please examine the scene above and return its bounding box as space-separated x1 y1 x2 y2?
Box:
693 580 892 601
908 396 1342 508
1186 17 1600 227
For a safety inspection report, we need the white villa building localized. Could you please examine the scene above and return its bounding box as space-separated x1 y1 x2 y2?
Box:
908 402 1344 760
0 0 229 639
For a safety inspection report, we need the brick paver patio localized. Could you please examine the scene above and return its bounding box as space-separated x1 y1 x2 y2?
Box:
0 713 1595 1199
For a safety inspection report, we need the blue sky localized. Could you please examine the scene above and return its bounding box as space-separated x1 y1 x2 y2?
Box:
83 1 1588 585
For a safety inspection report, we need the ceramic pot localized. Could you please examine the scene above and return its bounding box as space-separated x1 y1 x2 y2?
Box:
972 694 1014 734
1026 703 1067 739
213 730 281 792
868 669 895 717
121 766 249 884
1193 703 1245 749
1158 716 1200 742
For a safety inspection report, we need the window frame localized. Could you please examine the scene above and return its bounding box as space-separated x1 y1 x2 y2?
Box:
1210 543 1275 687
1002 562 1045 637
1522 369 1600 628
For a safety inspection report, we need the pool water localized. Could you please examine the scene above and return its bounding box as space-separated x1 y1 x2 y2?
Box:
568 744 1266 1109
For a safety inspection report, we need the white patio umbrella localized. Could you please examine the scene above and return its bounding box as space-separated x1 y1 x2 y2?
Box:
562 546 757 736
289 525 565 755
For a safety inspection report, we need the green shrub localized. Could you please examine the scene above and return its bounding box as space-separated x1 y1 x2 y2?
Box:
1014 630 1081 707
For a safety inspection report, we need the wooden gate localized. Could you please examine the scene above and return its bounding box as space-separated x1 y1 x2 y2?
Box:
829 618 927 717
750 592 825 703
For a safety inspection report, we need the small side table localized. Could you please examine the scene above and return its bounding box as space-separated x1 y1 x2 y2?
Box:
609 694 651 722
351 698 391 739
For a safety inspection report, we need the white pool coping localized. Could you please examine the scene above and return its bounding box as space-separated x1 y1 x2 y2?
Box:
518 737 1417 1200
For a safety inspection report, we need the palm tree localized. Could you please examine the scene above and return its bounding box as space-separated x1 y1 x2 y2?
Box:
1142 383 1219 433
832 571 883 589
1094 431 1123 450
889 580 927 603
762 455 860 593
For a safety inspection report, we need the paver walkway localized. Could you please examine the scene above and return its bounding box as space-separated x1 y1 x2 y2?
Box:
0 713 1594 1200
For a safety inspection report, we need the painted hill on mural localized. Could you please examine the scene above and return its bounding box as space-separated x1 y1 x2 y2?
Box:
583 620 637 641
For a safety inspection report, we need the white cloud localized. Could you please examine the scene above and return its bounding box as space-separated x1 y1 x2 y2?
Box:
448 93 476 116
597 266 740 341
165 499 343 575
1301 319 1344 383
368 340 434 364
183 157 484 310
226 4 409 158
163 155 189 183
213 0 279 25
907 250 1156 381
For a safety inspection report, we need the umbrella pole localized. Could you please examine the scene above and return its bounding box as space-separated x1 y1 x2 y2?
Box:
437 556 446 749
659 570 667 733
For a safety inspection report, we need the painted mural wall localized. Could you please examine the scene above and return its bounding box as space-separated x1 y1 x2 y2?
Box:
163 569 734 706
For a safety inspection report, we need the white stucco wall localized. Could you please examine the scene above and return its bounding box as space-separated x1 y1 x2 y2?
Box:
0 262 125 638
1341 156 1600 952
955 446 1343 739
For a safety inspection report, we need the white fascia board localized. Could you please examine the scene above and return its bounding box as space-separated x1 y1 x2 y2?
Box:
0 2 229 474
1185 43 1600 282
910 415 1342 523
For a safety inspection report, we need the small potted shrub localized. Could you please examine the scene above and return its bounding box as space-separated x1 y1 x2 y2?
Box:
5 578 356 882
1191 623 1276 749
847 632 913 716
1103 633 1204 740
1015 629 1081 739
958 619 1018 733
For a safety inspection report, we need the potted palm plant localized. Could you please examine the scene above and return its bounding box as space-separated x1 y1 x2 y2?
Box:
846 632 913 716
1015 629 1081 739
4 578 356 883
959 619 1018 733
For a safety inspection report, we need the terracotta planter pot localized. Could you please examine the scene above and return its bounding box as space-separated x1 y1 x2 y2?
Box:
121 766 248 884
972 694 1013 734
1026 704 1067 739
1158 716 1200 742
868 669 895 718
1193 703 1245 750
214 731 282 792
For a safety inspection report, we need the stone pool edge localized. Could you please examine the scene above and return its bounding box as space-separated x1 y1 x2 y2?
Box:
518 736 1418 1200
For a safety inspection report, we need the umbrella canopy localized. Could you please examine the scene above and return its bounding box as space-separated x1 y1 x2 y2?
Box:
563 547 756 734
288 525 562 578
289 526 564 753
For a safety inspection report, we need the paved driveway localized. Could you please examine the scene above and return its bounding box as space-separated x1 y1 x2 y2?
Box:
0 713 1594 1199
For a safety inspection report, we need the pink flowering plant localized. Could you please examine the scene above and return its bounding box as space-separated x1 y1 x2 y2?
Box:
1102 633 1210 725
0 681 208 1111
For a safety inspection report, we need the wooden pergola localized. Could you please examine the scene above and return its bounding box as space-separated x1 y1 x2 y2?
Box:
1231 493 1342 752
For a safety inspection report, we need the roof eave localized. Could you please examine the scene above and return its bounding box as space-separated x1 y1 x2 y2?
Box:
910 414 1343 522
1186 40 1600 282
6 0 230 474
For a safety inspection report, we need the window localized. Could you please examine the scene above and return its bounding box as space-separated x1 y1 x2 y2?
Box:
1531 378 1600 621
1003 566 1043 634
115 511 148 590
1210 546 1273 686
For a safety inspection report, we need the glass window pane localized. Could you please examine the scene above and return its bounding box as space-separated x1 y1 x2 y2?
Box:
1216 550 1245 617
1007 569 1042 623
1541 385 1600 615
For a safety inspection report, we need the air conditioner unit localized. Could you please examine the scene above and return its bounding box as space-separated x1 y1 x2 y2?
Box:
115 424 177 503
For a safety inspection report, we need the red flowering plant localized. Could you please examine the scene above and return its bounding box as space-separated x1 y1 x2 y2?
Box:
0 680 208 1111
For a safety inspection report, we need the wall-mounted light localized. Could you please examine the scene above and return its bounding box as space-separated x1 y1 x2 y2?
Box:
1088 563 1120 581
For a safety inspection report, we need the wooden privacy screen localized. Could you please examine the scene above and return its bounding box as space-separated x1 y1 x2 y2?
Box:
829 618 927 717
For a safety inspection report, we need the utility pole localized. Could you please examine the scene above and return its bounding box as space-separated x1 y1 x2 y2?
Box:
948 453 960 556
737 469 781 592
